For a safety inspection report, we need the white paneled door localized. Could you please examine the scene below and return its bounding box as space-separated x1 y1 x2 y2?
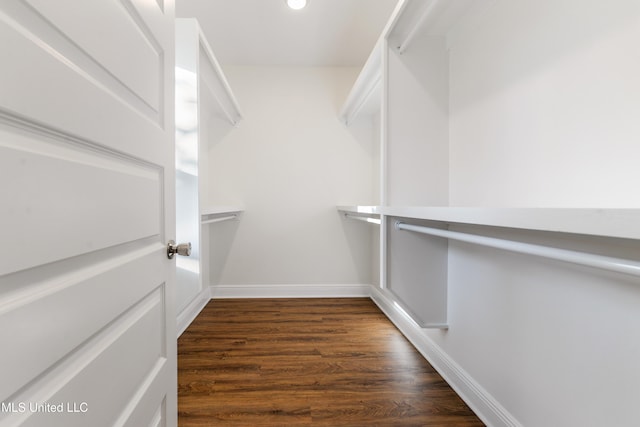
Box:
0 1 176 426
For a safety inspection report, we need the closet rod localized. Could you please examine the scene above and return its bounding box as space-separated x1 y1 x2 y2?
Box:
202 214 237 225
397 0 442 54
395 221 640 278
345 213 381 225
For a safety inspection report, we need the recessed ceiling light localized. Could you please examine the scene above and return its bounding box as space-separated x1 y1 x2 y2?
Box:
286 0 308 10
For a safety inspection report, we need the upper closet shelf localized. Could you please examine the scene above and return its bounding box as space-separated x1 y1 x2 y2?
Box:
338 40 382 126
337 0 404 126
176 18 243 126
338 206 640 240
387 0 491 52
338 0 487 126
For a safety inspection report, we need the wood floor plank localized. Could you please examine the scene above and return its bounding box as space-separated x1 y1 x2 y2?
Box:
178 298 485 426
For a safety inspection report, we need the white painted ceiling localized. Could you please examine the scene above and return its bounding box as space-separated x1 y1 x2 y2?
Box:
176 0 400 66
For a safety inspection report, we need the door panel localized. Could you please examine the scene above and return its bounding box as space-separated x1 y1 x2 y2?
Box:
13 287 166 427
23 0 162 113
0 0 175 425
0 0 170 156
0 126 161 275
0 245 163 403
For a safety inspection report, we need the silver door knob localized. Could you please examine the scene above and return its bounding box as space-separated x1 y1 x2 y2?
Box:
167 240 191 259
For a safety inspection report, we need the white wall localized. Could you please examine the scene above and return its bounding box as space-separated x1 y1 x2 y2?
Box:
449 0 640 207
386 36 449 206
422 1 640 426
206 66 376 286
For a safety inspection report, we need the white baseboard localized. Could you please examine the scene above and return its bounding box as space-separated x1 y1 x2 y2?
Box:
369 286 522 427
209 283 372 299
176 286 211 337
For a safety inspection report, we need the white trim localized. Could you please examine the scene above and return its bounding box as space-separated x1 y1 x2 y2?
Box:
210 284 371 299
369 286 522 427
176 286 211 337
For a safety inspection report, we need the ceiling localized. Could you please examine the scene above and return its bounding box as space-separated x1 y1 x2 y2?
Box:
176 0 400 66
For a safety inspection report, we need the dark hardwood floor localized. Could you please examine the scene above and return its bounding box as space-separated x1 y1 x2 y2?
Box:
178 298 484 426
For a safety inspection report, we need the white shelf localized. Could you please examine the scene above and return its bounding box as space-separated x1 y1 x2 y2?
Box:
336 205 382 216
201 206 243 224
338 206 640 240
387 0 488 52
338 41 383 126
337 0 412 126
176 19 243 126
201 206 244 216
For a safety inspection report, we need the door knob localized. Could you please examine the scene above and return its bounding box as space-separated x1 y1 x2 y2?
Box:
167 240 191 259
